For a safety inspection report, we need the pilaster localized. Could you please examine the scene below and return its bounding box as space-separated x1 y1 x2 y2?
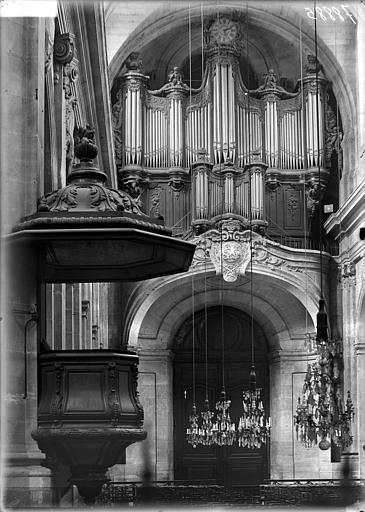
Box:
114 349 175 482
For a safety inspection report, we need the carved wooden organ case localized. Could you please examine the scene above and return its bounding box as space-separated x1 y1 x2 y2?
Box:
112 16 341 242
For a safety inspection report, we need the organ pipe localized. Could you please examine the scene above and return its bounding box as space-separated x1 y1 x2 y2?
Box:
117 44 329 230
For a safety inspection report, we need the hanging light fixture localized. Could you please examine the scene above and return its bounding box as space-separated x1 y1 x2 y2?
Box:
237 132 270 449
199 237 216 446
238 367 271 449
186 4 205 449
294 301 355 450
186 266 200 447
294 10 354 451
211 161 237 446
213 260 236 447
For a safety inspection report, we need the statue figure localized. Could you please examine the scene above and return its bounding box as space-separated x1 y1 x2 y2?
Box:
305 54 324 76
149 66 193 96
250 68 297 98
124 52 143 73
168 66 185 86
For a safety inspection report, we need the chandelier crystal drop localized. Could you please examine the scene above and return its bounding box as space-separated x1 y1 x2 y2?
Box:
186 404 200 448
212 389 236 446
237 367 271 449
199 399 215 446
294 300 355 450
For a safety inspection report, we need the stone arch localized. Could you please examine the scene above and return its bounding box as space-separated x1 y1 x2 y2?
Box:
107 1 356 202
125 264 319 352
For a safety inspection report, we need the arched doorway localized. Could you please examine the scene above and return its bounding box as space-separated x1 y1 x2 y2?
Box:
173 305 269 486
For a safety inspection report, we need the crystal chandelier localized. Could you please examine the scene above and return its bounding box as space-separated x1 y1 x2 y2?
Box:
186 404 200 448
212 390 236 446
200 399 215 446
238 367 271 449
294 300 355 450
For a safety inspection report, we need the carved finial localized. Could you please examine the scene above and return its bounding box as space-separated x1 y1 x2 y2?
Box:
74 125 98 162
125 52 143 72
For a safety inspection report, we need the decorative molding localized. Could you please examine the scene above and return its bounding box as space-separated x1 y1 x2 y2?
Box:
54 33 75 65
287 193 299 220
190 219 306 281
149 186 163 218
108 363 120 426
131 362 144 427
50 363 64 422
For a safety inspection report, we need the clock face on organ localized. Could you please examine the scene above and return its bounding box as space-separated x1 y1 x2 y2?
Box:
210 18 238 44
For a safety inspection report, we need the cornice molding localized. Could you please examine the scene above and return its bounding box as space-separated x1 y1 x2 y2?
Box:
324 179 365 240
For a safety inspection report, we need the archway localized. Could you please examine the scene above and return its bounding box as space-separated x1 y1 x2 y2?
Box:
173 305 269 486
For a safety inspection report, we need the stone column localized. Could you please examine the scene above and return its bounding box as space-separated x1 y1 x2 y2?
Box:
356 7 365 183
1 16 52 507
341 265 359 475
355 341 365 480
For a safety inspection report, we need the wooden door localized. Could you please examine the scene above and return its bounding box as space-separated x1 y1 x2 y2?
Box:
173 306 269 486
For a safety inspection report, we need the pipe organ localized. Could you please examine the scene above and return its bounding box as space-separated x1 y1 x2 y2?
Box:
113 17 337 236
